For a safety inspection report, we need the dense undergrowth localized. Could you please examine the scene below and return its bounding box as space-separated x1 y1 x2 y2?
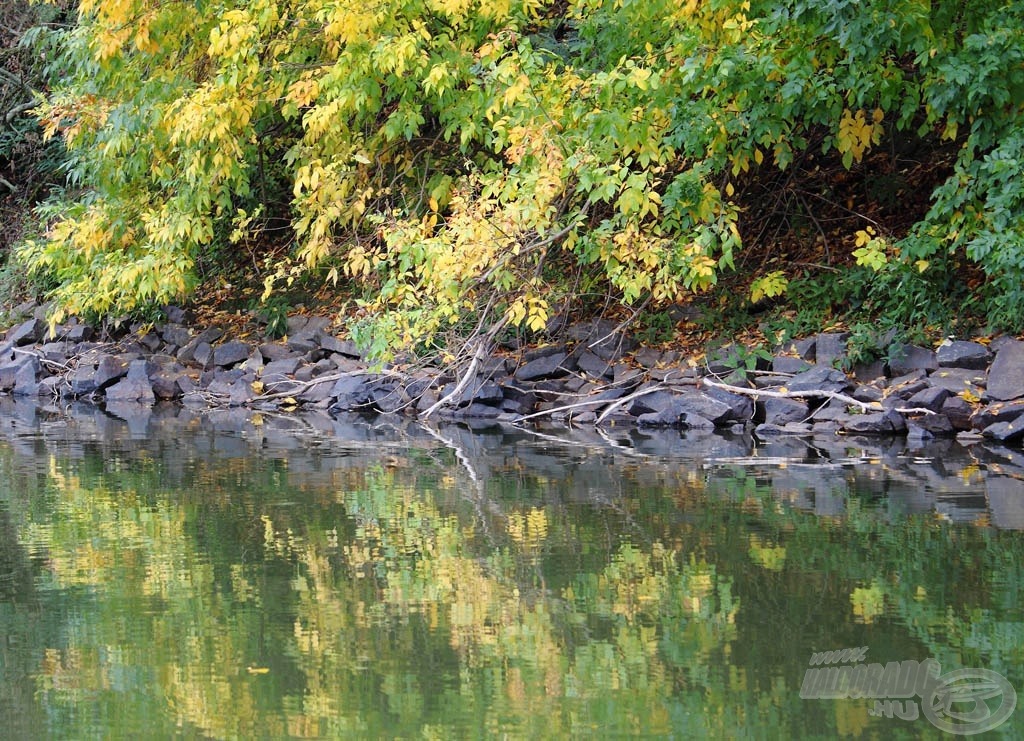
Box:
2 0 1023 360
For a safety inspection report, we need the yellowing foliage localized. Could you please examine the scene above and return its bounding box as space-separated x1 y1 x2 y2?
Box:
34 0 1018 353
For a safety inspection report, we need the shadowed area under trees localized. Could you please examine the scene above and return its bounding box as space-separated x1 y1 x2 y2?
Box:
4 0 1024 359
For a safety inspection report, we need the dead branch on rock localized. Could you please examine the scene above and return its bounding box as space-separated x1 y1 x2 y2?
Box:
701 377 936 415
421 315 510 419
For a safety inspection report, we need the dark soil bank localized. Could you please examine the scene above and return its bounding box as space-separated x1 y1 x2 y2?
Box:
2 303 1024 446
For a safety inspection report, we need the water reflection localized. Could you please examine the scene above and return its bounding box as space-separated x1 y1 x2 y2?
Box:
0 398 1020 738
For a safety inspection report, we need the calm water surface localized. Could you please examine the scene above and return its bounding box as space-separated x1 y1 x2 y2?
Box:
0 398 1021 739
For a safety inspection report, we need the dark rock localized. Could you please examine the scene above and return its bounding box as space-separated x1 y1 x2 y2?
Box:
68 354 131 396
176 328 223 363
906 423 933 443
150 368 184 400
564 375 590 393
0 339 15 364
759 397 809 425
704 387 754 422
628 388 678 416
941 396 975 431
38 376 63 397
886 370 929 398
158 324 192 348
649 365 698 383
755 422 814 436
985 340 1024 401
441 402 501 419
839 410 903 434
786 365 851 394
613 364 644 386
814 332 850 367
982 415 1024 444
240 350 264 374
853 360 887 383
286 335 319 354
679 413 716 430
12 358 42 396
213 340 251 368
576 350 612 379
788 337 817 361
192 342 215 370
753 374 793 389
971 399 1024 430
138 332 162 352
910 412 955 436
261 357 303 382
328 375 375 411
6 318 44 346
295 377 337 405
671 391 736 426
315 331 361 358
524 343 568 362
887 344 937 377
64 323 93 343
452 379 504 407
162 305 192 324
126 359 154 382
259 342 296 361
634 347 665 369
0 360 20 391
499 382 537 414
37 342 70 362
851 385 884 403
566 319 637 361
105 375 155 403
936 339 991 369
809 398 850 423
370 384 408 414
928 368 986 396
515 351 571 381
905 387 950 413
771 355 812 374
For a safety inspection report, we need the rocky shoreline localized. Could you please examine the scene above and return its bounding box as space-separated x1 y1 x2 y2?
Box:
1 303 1024 445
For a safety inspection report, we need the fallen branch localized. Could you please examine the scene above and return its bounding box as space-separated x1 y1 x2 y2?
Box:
421 316 510 419
702 377 935 415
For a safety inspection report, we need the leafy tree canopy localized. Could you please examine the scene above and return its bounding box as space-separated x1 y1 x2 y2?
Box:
19 0 1024 355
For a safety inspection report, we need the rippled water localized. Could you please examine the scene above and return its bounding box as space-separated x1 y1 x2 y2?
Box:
0 397 1021 738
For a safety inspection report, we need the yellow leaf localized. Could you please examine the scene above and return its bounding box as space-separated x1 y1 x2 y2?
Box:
960 389 981 404
247 666 270 675
915 260 929 273
251 380 265 394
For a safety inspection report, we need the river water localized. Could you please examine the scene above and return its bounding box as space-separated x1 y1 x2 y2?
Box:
0 398 1021 738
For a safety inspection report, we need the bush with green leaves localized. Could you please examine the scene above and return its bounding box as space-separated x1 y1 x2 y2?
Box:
17 0 1024 353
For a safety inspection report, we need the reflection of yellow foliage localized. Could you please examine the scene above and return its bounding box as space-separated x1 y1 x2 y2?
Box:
507 507 548 550
851 583 886 624
835 696 869 737
748 535 787 572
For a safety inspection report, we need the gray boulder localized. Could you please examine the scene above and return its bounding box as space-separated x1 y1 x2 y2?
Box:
985 340 1024 401
936 340 990 369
